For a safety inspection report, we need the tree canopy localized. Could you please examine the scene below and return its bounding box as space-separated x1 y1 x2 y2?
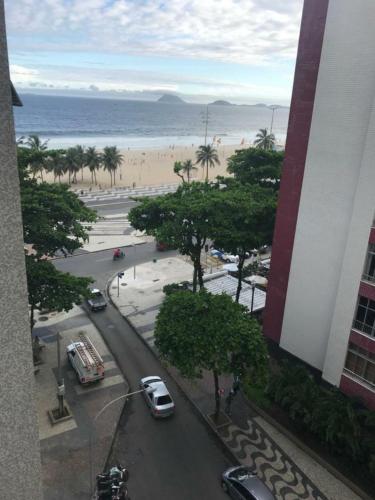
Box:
253 128 276 150
18 147 97 330
227 147 284 190
155 290 268 416
129 181 219 290
211 183 276 301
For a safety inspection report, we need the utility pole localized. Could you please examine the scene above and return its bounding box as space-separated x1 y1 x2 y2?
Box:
201 105 210 146
56 333 65 418
269 106 277 134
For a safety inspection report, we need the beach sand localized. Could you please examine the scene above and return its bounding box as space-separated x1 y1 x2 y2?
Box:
44 143 245 189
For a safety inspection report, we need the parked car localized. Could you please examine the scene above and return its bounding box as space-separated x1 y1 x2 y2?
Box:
210 248 251 263
87 288 107 312
139 376 175 418
221 466 275 500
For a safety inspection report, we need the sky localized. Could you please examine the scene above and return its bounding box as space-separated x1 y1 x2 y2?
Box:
5 0 303 105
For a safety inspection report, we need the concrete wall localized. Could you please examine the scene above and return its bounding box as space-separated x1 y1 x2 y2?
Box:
279 0 375 380
0 2 43 498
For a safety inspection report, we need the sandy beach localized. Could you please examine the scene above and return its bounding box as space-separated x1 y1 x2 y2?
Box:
44 143 246 189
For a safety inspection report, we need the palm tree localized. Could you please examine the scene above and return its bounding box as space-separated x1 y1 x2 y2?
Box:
65 147 80 184
26 134 49 180
195 144 220 181
253 128 275 150
50 153 67 183
182 159 197 183
85 147 102 185
74 145 86 182
102 146 123 187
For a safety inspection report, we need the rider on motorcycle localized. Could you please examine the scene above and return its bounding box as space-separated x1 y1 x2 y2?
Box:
113 248 121 259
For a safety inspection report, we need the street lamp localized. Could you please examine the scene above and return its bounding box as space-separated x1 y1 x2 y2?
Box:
89 388 148 496
269 105 277 135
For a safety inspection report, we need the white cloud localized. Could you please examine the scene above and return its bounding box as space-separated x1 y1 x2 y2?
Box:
5 0 303 65
10 64 39 83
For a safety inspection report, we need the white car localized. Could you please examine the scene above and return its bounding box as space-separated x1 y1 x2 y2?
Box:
140 376 175 418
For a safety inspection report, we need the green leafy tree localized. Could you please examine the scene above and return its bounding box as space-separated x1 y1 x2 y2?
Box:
173 159 197 183
211 184 276 301
18 161 97 334
21 179 96 258
227 147 284 190
253 128 275 150
129 182 218 291
102 146 123 186
155 290 268 418
195 144 220 181
85 146 102 185
26 256 93 330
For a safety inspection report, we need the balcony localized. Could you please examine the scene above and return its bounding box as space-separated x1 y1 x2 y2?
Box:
353 319 375 338
362 273 375 284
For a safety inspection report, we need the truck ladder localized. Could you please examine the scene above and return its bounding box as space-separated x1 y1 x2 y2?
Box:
78 333 103 368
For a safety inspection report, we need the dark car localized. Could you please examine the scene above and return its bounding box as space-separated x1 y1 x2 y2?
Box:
221 466 275 500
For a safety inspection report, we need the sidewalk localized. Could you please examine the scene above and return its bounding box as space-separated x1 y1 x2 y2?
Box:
110 257 363 500
33 305 128 499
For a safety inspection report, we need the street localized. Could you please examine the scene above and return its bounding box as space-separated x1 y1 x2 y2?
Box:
55 200 231 499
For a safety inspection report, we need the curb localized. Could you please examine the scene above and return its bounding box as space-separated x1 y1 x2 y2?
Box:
106 276 240 467
51 241 147 260
244 398 372 500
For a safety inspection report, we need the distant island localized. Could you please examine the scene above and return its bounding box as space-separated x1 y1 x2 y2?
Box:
157 94 185 104
209 100 232 106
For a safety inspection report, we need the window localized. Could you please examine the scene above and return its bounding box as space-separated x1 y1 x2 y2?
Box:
363 244 375 283
156 395 172 406
353 296 375 337
345 343 375 386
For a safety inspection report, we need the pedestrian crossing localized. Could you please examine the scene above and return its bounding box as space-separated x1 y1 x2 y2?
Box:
75 183 179 206
82 214 133 235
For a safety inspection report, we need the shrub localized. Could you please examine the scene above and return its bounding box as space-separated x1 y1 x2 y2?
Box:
267 360 375 472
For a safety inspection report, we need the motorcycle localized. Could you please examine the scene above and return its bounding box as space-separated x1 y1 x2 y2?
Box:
113 251 125 261
96 465 130 499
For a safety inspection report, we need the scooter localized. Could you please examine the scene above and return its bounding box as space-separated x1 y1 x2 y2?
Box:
96 465 130 499
113 251 125 261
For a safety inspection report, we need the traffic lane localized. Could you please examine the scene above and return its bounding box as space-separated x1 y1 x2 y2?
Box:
86 303 230 500
54 244 177 290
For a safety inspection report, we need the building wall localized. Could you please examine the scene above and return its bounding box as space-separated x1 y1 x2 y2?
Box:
0 2 43 498
262 0 329 343
277 0 375 380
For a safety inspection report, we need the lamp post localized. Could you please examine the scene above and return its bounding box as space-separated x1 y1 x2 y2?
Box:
269 105 277 134
89 389 145 496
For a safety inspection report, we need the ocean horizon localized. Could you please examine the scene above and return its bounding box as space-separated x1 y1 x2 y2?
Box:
14 93 290 150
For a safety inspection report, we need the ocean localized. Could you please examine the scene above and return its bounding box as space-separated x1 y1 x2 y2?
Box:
13 93 290 150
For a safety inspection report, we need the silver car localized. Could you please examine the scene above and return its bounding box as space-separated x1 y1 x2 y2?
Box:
222 466 275 500
140 376 175 418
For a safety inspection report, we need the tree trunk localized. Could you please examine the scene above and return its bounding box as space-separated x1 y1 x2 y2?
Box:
68 171 71 184
91 171 94 184
192 264 198 292
81 167 84 182
206 160 208 182
197 262 204 289
94 170 97 185
213 370 220 418
235 255 246 302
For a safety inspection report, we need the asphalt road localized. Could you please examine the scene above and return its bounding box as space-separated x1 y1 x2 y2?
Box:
56 243 232 499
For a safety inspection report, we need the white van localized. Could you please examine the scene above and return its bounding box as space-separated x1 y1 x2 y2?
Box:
67 333 104 384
